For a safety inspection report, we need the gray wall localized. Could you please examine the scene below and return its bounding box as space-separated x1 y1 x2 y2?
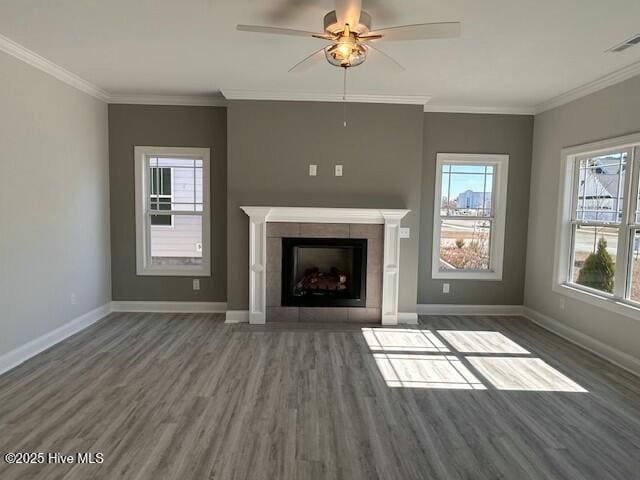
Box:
0 51 111 357
525 74 640 365
418 113 534 305
108 104 227 301
227 100 424 313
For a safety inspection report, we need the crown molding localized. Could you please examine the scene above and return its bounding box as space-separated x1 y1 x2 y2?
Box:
221 89 431 106
4 29 639 117
423 104 535 115
0 33 110 102
108 94 227 107
0 33 226 106
535 60 640 114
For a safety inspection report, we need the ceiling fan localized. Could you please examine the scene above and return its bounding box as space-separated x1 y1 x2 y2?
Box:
236 0 461 73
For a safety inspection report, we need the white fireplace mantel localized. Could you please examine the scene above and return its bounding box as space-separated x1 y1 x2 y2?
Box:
239 206 410 325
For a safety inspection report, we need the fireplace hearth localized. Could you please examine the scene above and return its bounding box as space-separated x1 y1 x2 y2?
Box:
281 237 367 308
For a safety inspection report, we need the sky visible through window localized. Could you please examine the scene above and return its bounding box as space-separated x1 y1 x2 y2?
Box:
441 164 494 216
575 152 626 222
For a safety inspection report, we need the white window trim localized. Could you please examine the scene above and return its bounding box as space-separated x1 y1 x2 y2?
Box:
431 153 509 281
134 146 211 277
553 131 640 321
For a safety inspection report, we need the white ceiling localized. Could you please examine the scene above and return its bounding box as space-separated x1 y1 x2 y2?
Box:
1 0 640 110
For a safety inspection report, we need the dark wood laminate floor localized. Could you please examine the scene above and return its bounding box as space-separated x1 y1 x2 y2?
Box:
1 312 639 480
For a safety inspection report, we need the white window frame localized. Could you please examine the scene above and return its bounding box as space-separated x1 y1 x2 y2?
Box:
553 132 640 319
432 153 509 281
149 166 174 228
134 146 211 277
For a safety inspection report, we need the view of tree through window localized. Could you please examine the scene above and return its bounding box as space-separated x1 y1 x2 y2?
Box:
571 152 626 294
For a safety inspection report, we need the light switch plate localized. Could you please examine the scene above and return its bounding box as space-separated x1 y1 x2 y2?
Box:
309 164 317 176
193 279 200 291
443 283 450 294
335 164 343 176
399 227 410 238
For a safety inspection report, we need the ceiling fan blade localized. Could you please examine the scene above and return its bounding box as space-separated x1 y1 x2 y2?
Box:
358 34 383 41
335 0 362 28
365 22 461 41
364 45 405 72
236 24 326 38
288 48 327 73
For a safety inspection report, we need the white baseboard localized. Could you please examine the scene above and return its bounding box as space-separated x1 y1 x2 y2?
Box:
225 310 250 323
111 301 227 313
397 312 419 325
416 304 525 316
5 300 636 381
0 303 112 376
521 307 640 378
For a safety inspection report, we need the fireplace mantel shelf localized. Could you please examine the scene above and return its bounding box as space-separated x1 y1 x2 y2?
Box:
239 206 411 326
240 206 410 224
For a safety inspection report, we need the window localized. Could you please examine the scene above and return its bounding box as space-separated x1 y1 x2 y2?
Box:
432 153 509 280
555 133 640 314
134 146 210 276
150 166 173 226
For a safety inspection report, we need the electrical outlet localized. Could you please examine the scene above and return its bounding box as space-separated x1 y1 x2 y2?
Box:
442 283 450 294
309 164 317 176
399 227 410 239
193 279 200 291
70 293 77 305
335 164 343 176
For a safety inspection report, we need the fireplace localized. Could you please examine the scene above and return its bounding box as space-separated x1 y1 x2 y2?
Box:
238 207 411 325
281 237 367 308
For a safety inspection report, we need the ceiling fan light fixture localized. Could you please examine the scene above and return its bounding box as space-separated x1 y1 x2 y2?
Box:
324 42 367 68
237 1 462 73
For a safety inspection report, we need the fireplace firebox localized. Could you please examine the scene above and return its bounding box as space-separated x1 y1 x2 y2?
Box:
281 238 367 308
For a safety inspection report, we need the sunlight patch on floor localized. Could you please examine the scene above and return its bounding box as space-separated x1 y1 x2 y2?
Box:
373 353 486 389
363 327 588 392
467 357 588 392
437 330 530 354
362 328 449 352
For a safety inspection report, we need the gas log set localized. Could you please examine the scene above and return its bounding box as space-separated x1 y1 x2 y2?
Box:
293 267 347 296
281 238 366 307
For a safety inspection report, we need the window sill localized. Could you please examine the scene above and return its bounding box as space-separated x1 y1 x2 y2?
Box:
432 270 503 281
553 282 640 321
137 267 210 277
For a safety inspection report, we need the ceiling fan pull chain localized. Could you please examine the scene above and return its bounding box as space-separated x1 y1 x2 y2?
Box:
343 66 347 127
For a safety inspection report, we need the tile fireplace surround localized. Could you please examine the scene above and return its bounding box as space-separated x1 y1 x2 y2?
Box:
234 207 410 325
269 223 378 322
